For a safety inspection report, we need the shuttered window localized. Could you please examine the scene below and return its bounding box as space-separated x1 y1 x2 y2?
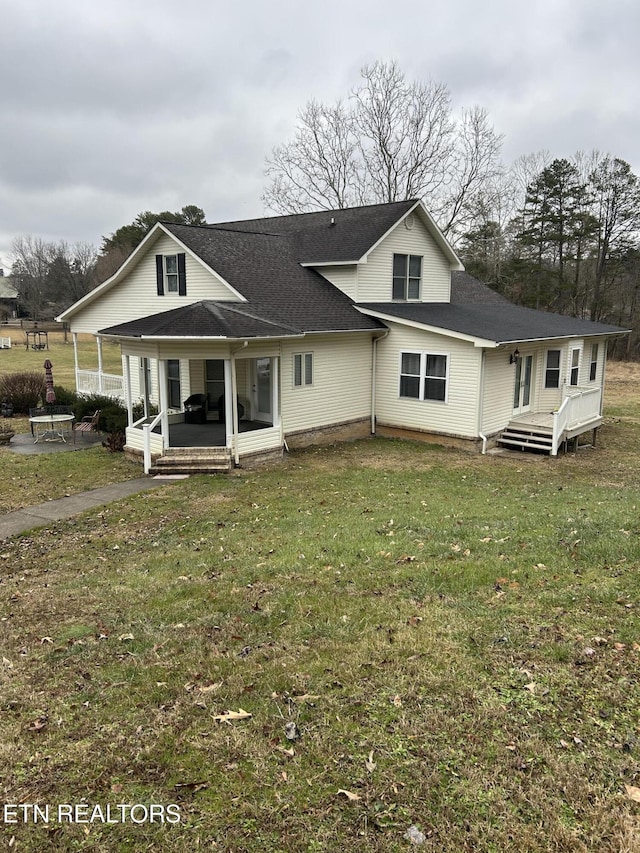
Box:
156 253 187 296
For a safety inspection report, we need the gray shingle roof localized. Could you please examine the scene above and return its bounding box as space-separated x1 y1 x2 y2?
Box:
357 298 628 344
210 199 418 264
100 301 305 339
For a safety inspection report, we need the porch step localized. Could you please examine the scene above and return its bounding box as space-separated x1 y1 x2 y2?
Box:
497 425 553 454
150 447 232 474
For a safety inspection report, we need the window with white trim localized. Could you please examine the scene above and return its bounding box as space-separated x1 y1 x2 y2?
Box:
293 352 313 387
155 253 186 296
399 351 448 402
589 343 599 381
165 255 179 292
392 254 422 300
569 347 581 386
544 349 561 389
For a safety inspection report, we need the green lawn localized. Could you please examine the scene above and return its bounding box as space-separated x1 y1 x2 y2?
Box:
0 361 639 851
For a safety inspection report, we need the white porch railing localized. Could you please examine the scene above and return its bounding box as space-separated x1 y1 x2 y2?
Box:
551 385 602 456
76 369 125 400
125 413 165 474
0 336 11 349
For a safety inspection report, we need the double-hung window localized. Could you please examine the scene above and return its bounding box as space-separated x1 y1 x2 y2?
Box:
569 347 581 386
589 343 599 382
392 254 422 300
544 350 561 389
400 351 448 402
293 352 313 387
156 253 187 296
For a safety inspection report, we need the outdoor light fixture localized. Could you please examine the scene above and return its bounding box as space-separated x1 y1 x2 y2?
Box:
509 348 520 364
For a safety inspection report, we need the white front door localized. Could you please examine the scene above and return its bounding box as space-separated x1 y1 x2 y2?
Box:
513 354 533 415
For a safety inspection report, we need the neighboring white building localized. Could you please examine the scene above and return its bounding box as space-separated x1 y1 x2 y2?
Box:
58 200 628 472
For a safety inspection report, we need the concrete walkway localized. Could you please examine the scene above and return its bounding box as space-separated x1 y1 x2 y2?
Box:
0 476 186 540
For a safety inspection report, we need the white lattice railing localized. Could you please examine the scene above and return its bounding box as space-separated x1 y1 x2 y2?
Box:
76 369 125 400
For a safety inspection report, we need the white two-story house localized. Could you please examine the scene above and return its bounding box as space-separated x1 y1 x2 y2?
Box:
58 199 627 472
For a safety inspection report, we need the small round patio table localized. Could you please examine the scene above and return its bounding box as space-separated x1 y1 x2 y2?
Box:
29 414 75 443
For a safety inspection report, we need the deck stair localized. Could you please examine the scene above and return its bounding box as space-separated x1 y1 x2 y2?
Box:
497 423 554 454
150 446 232 475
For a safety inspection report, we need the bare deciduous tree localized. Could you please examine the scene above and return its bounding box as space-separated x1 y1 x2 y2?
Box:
263 60 503 238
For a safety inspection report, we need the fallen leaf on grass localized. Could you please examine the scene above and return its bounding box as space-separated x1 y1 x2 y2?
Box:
212 708 252 723
337 789 361 801
392 694 403 707
624 784 640 803
365 750 376 773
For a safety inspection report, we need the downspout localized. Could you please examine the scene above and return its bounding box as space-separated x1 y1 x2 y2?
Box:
478 349 488 454
371 330 390 434
230 341 248 466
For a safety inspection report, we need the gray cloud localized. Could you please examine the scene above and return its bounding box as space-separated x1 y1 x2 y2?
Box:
1 0 639 268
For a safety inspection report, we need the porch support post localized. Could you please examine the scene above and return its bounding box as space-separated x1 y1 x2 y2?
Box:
231 354 240 466
272 355 280 430
158 359 169 446
96 335 104 393
122 354 133 425
72 333 79 391
224 359 233 449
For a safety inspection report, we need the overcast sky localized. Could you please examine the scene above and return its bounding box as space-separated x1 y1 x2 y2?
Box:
2 0 639 271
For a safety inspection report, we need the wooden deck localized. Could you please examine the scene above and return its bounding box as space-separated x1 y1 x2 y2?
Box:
510 412 553 431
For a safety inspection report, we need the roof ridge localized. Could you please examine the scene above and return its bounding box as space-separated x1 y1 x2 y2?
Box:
203 300 302 333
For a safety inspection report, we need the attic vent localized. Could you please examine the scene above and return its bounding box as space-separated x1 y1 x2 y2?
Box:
404 214 415 230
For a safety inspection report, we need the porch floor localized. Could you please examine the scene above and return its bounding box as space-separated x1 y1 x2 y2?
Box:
156 419 268 448
510 412 553 431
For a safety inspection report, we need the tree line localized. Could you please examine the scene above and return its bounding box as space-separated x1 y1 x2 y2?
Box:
6 61 640 357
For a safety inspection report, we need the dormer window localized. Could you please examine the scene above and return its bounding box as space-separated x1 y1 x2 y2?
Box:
156 253 187 296
392 254 422 300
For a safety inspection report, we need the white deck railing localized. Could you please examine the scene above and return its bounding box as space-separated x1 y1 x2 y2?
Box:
551 386 602 456
76 369 125 400
0 336 11 349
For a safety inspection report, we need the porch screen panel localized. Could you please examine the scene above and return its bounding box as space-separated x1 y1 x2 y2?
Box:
206 360 225 411
167 359 181 409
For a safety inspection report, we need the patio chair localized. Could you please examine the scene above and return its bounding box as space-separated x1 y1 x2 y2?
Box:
74 410 101 440
183 394 207 424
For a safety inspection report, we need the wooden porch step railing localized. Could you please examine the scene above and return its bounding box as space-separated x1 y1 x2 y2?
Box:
497 424 554 453
150 447 232 475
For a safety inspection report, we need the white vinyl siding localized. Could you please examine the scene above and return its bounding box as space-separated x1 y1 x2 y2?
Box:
67 234 238 334
481 349 515 434
375 323 480 437
357 215 451 302
317 265 358 300
281 333 372 433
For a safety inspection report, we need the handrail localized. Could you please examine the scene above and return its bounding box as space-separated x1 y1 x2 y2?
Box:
551 385 602 456
142 410 164 474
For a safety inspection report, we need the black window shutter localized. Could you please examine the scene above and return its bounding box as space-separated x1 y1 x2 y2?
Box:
155 255 164 296
178 253 187 296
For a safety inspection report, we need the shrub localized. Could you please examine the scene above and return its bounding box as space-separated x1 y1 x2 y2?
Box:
73 394 128 433
0 371 46 414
